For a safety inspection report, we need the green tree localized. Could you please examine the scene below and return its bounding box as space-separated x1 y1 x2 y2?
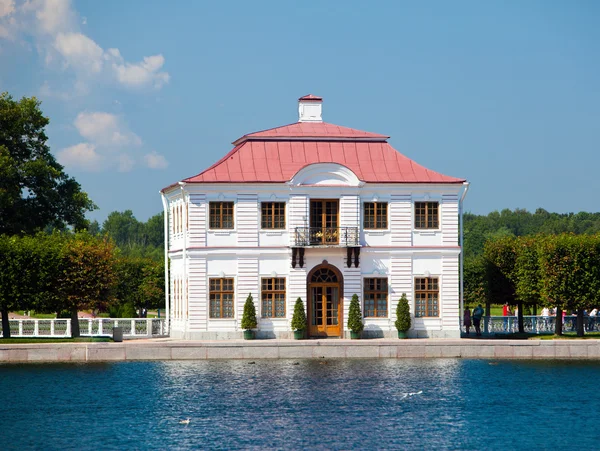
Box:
56 233 117 337
291 297 307 331
484 236 518 328
0 93 95 235
240 293 257 330
347 293 364 334
394 293 411 332
538 234 600 336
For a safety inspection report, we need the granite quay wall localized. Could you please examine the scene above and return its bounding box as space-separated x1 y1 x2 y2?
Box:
2 339 600 362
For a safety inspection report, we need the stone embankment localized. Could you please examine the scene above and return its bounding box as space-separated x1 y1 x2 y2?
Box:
2 339 600 362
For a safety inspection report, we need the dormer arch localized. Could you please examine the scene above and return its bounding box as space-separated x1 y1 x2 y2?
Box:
288 163 363 187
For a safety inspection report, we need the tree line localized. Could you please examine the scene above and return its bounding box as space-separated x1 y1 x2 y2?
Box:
465 234 600 337
0 232 164 338
0 93 165 338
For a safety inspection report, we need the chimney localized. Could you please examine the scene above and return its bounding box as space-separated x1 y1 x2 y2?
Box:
298 94 323 122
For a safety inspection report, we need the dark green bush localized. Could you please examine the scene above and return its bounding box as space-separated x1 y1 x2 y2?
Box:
291 297 307 331
347 294 364 333
241 293 257 330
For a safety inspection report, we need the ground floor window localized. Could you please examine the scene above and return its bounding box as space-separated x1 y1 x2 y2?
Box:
209 278 234 318
363 278 388 317
261 277 286 318
414 277 439 317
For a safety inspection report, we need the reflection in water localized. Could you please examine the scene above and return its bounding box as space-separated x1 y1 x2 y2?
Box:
1 359 600 450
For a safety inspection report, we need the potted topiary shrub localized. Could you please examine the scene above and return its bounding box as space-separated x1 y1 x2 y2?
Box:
241 293 257 340
347 293 364 339
291 297 307 339
395 293 411 339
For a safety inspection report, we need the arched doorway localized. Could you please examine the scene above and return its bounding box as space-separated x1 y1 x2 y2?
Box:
307 262 343 337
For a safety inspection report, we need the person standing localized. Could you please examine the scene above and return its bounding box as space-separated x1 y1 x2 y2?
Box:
502 302 512 332
472 304 484 337
464 307 472 336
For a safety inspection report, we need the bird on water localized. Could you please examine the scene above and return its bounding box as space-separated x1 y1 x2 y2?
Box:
179 418 191 425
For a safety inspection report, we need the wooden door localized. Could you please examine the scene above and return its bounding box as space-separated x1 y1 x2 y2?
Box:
308 267 342 337
310 200 339 245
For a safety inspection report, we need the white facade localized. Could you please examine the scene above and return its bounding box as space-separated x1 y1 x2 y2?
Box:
162 96 468 339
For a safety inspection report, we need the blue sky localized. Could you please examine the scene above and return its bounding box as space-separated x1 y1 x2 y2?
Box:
1 0 599 223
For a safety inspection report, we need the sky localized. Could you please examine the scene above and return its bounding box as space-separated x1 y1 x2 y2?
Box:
1 0 599 224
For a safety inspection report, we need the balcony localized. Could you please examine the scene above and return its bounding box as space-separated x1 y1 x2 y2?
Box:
295 227 359 247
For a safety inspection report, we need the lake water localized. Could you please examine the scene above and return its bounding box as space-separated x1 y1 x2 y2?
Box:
0 359 598 450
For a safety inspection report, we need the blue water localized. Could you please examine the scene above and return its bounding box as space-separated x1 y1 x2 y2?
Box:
0 359 599 450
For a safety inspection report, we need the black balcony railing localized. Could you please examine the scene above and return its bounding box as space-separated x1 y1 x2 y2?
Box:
295 227 359 247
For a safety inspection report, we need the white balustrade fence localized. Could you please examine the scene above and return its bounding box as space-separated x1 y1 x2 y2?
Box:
466 315 598 334
1 318 168 338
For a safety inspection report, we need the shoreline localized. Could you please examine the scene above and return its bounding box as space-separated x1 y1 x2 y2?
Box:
2 338 600 362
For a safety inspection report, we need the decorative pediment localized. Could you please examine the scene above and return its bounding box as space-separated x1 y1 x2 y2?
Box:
288 163 363 187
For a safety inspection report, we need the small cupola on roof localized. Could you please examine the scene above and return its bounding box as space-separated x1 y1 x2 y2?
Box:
298 94 323 123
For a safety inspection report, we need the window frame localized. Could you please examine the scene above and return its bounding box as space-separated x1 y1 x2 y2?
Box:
363 277 388 318
209 277 235 318
209 201 235 230
414 277 439 318
363 202 388 230
260 277 286 318
414 201 440 230
261 202 286 230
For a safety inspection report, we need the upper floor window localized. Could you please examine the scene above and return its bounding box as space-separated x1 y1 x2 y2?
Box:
209 202 234 229
364 278 388 317
415 202 439 229
261 202 286 229
364 202 388 229
209 278 234 318
414 277 439 317
261 277 286 318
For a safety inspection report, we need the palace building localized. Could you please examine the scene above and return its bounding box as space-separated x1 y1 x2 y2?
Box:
161 95 468 339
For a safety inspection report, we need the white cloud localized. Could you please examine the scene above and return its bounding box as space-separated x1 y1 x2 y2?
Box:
33 0 74 35
117 153 135 172
0 0 15 18
144 151 168 169
53 32 103 73
3 0 169 94
57 142 102 171
111 54 170 89
74 111 142 147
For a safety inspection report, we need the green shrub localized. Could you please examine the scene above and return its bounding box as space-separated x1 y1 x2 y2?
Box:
347 294 364 333
241 293 257 330
395 293 411 332
291 297 307 331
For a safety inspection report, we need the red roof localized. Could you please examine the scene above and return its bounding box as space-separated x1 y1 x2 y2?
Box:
232 121 389 145
182 140 465 184
298 94 323 101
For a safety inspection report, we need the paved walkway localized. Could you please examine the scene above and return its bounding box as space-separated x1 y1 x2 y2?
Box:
2 338 600 362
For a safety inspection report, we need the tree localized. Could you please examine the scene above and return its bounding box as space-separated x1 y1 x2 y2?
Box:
291 297 307 331
347 294 364 334
394 293 411 333
240 293 257 330
538 234 600 336
0 93 96 235
484 237 519 329
114 256 165 317
56 233 117 337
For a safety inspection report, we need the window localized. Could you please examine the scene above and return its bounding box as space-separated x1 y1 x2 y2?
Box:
364 278 388 317
364 202 388 229
261 202 286 229
415 202 439 229
209 278 234 318
414 277 439 317
261 277 286 318
209 201 234 229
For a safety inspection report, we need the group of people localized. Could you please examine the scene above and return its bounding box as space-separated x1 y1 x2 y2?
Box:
463 304 484 336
